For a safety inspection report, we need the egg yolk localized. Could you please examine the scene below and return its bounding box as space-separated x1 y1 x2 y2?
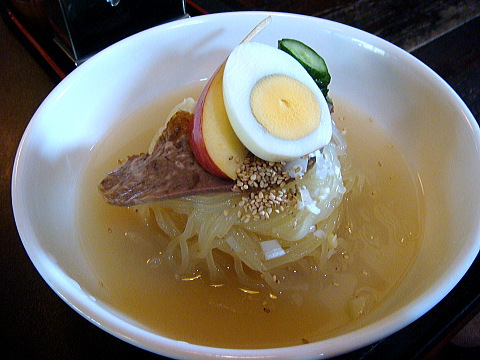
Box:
250 74 320 140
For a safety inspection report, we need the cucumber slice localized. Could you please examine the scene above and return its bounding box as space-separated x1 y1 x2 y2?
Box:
278 38 331 97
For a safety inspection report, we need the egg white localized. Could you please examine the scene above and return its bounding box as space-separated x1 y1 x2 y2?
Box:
222 42 332 162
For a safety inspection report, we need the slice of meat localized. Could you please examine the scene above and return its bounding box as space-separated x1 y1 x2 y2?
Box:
98 111 234 206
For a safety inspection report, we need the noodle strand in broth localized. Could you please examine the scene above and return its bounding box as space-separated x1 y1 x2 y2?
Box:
134 117 353 291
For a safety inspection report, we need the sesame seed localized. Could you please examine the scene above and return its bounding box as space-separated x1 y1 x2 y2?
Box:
229 153 304 222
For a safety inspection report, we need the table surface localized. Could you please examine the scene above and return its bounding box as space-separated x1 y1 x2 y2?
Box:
1 0 479 359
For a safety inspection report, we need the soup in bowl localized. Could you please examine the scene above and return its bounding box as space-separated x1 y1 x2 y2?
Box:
12 11 480 359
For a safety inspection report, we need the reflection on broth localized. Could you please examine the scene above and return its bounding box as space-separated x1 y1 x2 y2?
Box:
76 85 424 349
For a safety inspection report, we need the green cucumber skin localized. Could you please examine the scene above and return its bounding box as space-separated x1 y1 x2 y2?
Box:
278 39 331 97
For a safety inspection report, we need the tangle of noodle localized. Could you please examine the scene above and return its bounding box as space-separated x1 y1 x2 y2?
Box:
134 99 355 290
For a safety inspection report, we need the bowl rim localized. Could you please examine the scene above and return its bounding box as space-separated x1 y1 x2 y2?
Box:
11 10 480 360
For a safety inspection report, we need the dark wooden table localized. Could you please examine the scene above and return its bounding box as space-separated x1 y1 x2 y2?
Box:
1 0 479 359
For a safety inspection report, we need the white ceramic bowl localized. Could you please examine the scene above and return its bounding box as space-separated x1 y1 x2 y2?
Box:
12 11 480 359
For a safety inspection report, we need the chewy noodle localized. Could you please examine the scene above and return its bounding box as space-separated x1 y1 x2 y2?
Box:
133 101 355 291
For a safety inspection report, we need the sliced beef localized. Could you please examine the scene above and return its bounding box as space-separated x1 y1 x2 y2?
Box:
98 111 234 206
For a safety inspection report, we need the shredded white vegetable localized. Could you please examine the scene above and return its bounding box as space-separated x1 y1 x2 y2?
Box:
260 239 287 260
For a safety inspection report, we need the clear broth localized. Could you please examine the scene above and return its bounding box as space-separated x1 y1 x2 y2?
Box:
76 84 424 348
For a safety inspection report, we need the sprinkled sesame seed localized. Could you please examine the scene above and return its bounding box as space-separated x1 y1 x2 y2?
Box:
230 154 307 221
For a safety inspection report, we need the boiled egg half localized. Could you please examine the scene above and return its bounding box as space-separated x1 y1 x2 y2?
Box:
223 42 332 162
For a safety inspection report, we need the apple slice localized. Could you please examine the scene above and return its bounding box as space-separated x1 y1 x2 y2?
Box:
190 62 248 179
